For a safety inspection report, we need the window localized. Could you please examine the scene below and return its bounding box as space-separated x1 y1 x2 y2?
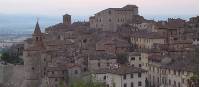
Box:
131 74 134 78
174 38 178 40
63 71 64 74
106 84 109 87
178 82 180 87
109 19 111 22
36 37 39 41
138 73 141 78
174 70 176 75
104 76 106 80
131 57 135 60
58 35 61 39
182 79 185 83
55 78 58 81
108 10 111 14
75 70 78 74
174 81 176 87
107 63 110 66
44 58 46 61
83 39 87 43
98 63 101 67
132 64 134 67
32 67 35 70
139 64 142 67
139 57 141 60
131 82 134 87
123 74 126 79
169 79 171 85
138 81 142 86
84 68 87 72
124 83 127 87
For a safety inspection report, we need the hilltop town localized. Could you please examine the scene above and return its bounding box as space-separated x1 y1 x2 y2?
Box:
0 5 199 87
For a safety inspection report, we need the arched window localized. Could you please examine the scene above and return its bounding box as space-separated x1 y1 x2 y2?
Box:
36 37 39 41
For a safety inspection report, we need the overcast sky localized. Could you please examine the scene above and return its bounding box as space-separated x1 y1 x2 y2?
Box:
0 0 199 17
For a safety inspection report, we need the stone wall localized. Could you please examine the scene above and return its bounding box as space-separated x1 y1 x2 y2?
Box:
0 64 25 87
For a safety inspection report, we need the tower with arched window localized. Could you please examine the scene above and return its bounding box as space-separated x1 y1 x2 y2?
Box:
22 21 45 87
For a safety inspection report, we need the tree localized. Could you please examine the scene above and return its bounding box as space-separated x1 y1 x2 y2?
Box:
116 53 128 64
0 52 10 63
0 51 24 65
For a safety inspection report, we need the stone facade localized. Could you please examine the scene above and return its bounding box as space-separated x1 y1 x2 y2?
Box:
128 52 148 70
88 52 117 71
20 5 198 87
94 66 147 87
90 5 144 32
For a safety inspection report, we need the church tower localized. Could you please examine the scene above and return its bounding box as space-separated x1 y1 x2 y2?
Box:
22 21 45 87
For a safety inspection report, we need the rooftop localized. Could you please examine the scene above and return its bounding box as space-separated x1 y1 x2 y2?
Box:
94 65 147 75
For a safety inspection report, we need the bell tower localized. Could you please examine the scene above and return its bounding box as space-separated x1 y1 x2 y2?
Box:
33 20 43 42
22 20 44 87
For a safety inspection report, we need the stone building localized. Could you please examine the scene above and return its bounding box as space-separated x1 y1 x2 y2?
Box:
128 52 148 70
88 52 117 71
130 31 166 49
8 42 24 57
90 5 144 32
188 16 199 28
94 66 147 87
147 55 196 87
96 36 130 55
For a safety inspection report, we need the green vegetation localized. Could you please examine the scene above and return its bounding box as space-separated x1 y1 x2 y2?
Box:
192 47 199 75
190 74 199 80
70 79 104 87
69 74 104 87
116 53 128 64
0 51 23 65
59 80 65 87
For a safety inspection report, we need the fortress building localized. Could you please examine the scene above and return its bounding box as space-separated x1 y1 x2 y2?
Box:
89 5 144 32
